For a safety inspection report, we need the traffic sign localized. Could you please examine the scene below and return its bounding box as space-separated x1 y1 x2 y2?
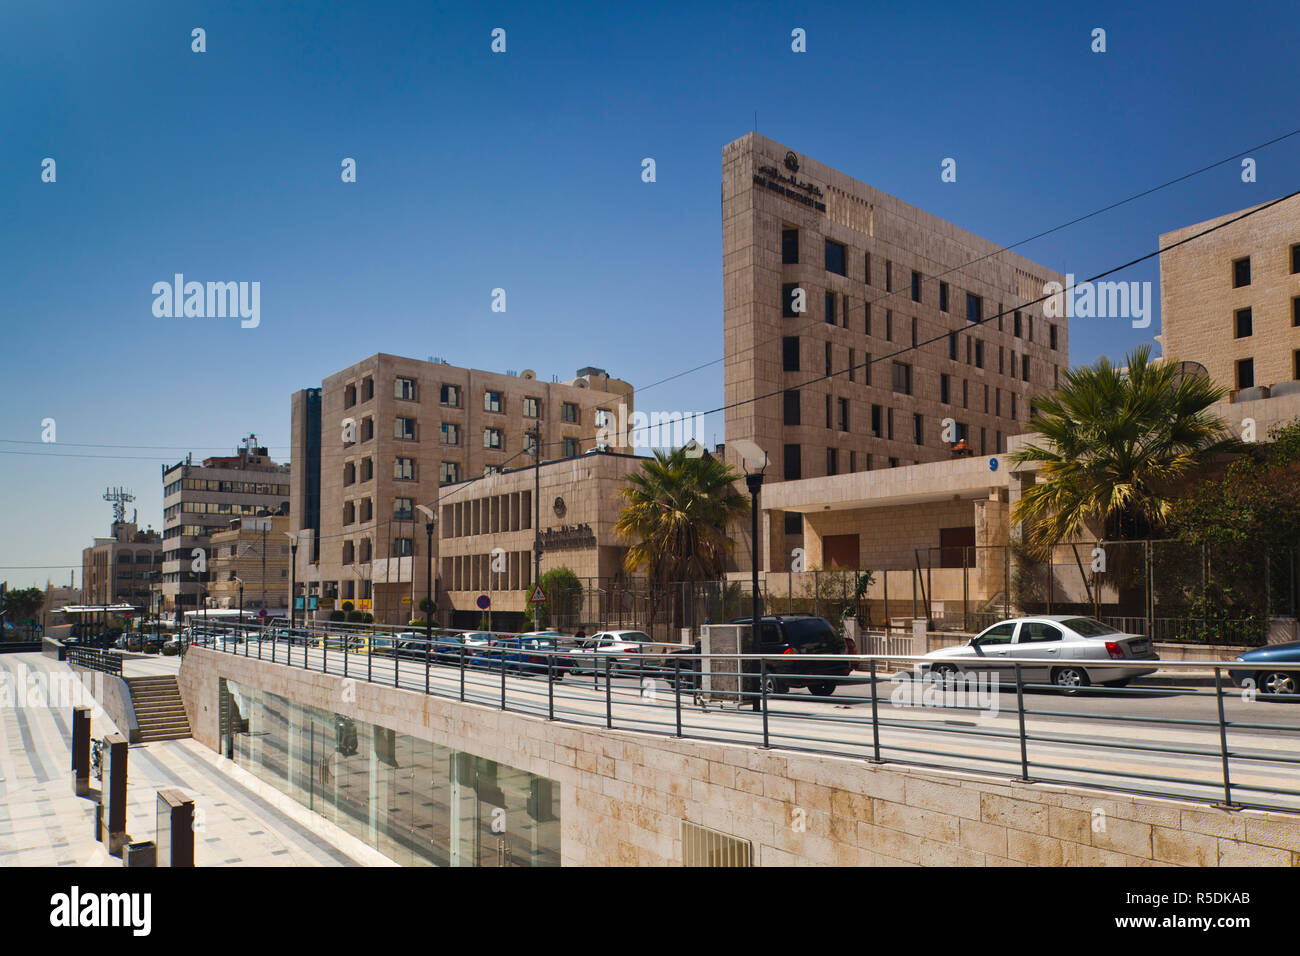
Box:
528 584 547 605
257 608 268 620
476 594 491 610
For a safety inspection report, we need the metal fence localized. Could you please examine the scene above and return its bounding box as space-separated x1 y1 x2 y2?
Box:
187 619 1300 815
66 645 123 677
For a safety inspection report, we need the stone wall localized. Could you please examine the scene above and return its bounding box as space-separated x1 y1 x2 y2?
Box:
178 647 1300 866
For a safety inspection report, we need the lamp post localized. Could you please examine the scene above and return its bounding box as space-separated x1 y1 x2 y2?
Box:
415 503 437 646
730 440 769 712
233 576 245 644
284 531 299 630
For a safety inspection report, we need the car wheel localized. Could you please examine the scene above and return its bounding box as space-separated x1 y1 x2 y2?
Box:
761 675 787 697
1051 666 1091 692
1259 671 1299 696
808 681 836 697
930 663 961 685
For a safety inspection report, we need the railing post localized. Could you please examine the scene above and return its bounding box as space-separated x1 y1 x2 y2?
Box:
500 646 507 710
547 654 554 720
1214 666 1233 807
271 629 276 664
605 657 613 729
343 635 348 678
1014 663 1030 782
367 639 372 683
760 658 769 748
394 640 400 688
868 658 881 763
459 645 465 702
674 658 682 737
258 631 262 660
425 646 430 695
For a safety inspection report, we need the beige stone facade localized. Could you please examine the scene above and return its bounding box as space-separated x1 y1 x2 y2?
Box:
291 354 634 625
721 134 1068 570
207 514 292 613
80 521 163 610
1160 193 1300 393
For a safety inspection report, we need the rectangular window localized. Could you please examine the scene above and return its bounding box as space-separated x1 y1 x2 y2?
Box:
344 383 356 408
939 281 949 313
783 444 802 481
561 402 579 423
963 379 969 409
395 377 416 400
783 336 800 371
838 397 850 432
871 404 882 438
913 413 923 446
940 373 950 404
361 417 373 442
1027 316 1033 342
441 422 459 445
1294 296 1300 327
1233 256 1251 288
1235 307 1253 338
891 361 912 395
885 260 893 293
848 348 855 383
825 291 836 325
911 271 922 303
1014 311 1022 338
999 346 1005 374
911 316 917 347
782 228 799 264
1295 349 1300 380
439 462 459 485
785 511 803 535
393 498 414 521
394 417 416 440
1292 243 1300 275
1237 358 1255 389
983 384 989 413
1022 355 1030 381
948 332 957 360
484 390 503 413
826 447 838 476
975 340 984 369
887 408 895 441
1049 324 1058 350
825 239 846 275
864 352 872 385
484 427 503 449
523 396 540 418
1010 393 1016 419
825 342 833 376
394 457 415 480
864 253 872 286
966 293 982 323
523 432 538 457
864 302 872 335
440 384 460 407
825 394 832 429
392 538 413 558
885 310 893 342
782 283 802 317
563 437 580 458
783 390 801 426
995 388 1002 416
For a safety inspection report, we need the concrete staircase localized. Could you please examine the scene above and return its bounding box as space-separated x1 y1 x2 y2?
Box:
126 675 192 742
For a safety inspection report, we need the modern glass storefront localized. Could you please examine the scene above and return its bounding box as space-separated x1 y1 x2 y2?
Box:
218 678 560 866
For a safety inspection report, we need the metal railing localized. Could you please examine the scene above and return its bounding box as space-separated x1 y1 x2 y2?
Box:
186 620 1300 815
66 645 123 677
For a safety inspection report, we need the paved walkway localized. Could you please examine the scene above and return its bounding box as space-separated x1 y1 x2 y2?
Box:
0 653 393 867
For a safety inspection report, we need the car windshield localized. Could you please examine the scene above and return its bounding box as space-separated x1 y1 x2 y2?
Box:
1061 617 1120 637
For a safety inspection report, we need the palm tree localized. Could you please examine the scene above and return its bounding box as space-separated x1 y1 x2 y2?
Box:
1010 346 1235 554
615 448 750 585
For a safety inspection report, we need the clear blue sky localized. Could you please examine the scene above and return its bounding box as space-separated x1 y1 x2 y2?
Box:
2 0 1298 589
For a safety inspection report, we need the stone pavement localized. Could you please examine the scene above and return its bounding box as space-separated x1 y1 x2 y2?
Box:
0 652 394 867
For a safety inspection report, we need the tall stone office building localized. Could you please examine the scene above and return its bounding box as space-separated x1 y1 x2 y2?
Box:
290 354 634 624
721 133 1069 570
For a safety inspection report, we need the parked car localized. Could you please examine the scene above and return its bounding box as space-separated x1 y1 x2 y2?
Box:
727 614 853 696
487 633 570 679
919 616 1159 690
1229 643 1300 696
161 637 183 656
566 631 652 675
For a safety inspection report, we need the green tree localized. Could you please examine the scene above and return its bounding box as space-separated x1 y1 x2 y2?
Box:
1010 347 1235 555
615 448 750 583
530 567 583 630
2 586 45 637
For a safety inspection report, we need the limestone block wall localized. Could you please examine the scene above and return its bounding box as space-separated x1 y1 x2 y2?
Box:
178 647 1300 866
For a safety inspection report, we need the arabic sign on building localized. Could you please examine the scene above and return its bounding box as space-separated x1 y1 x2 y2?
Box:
539 523 597 550
753 160 826 213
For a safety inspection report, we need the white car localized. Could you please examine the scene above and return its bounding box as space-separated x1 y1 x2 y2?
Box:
566 630 652 674
920 616 1159 689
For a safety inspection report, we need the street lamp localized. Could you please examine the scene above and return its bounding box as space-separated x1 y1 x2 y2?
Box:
233 576 245 644
284 531 300 629
730 439 769 712
415 503 437 646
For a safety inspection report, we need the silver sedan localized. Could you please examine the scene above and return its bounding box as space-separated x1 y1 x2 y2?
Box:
919 615 1159 689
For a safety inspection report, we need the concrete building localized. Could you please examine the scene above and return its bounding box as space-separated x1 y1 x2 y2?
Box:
207 514 292 614
80 521 163 610
721 134 1068 571
290 355 635 624
160 443 292 619
1160 193 1300 395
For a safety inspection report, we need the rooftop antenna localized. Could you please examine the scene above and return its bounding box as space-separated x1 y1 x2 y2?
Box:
103 486 135 524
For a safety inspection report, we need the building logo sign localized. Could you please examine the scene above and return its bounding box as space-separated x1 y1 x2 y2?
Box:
540 523 596 550
754 161 825 213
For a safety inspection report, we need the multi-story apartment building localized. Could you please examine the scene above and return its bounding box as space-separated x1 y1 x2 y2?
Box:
80 520 163 609
1160 193 1300 394
290 355 634 623
160 443 291 619
721 134 1068 569
207 514 292 613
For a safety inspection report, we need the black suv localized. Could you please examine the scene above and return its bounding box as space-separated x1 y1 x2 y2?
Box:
727 614 852 696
